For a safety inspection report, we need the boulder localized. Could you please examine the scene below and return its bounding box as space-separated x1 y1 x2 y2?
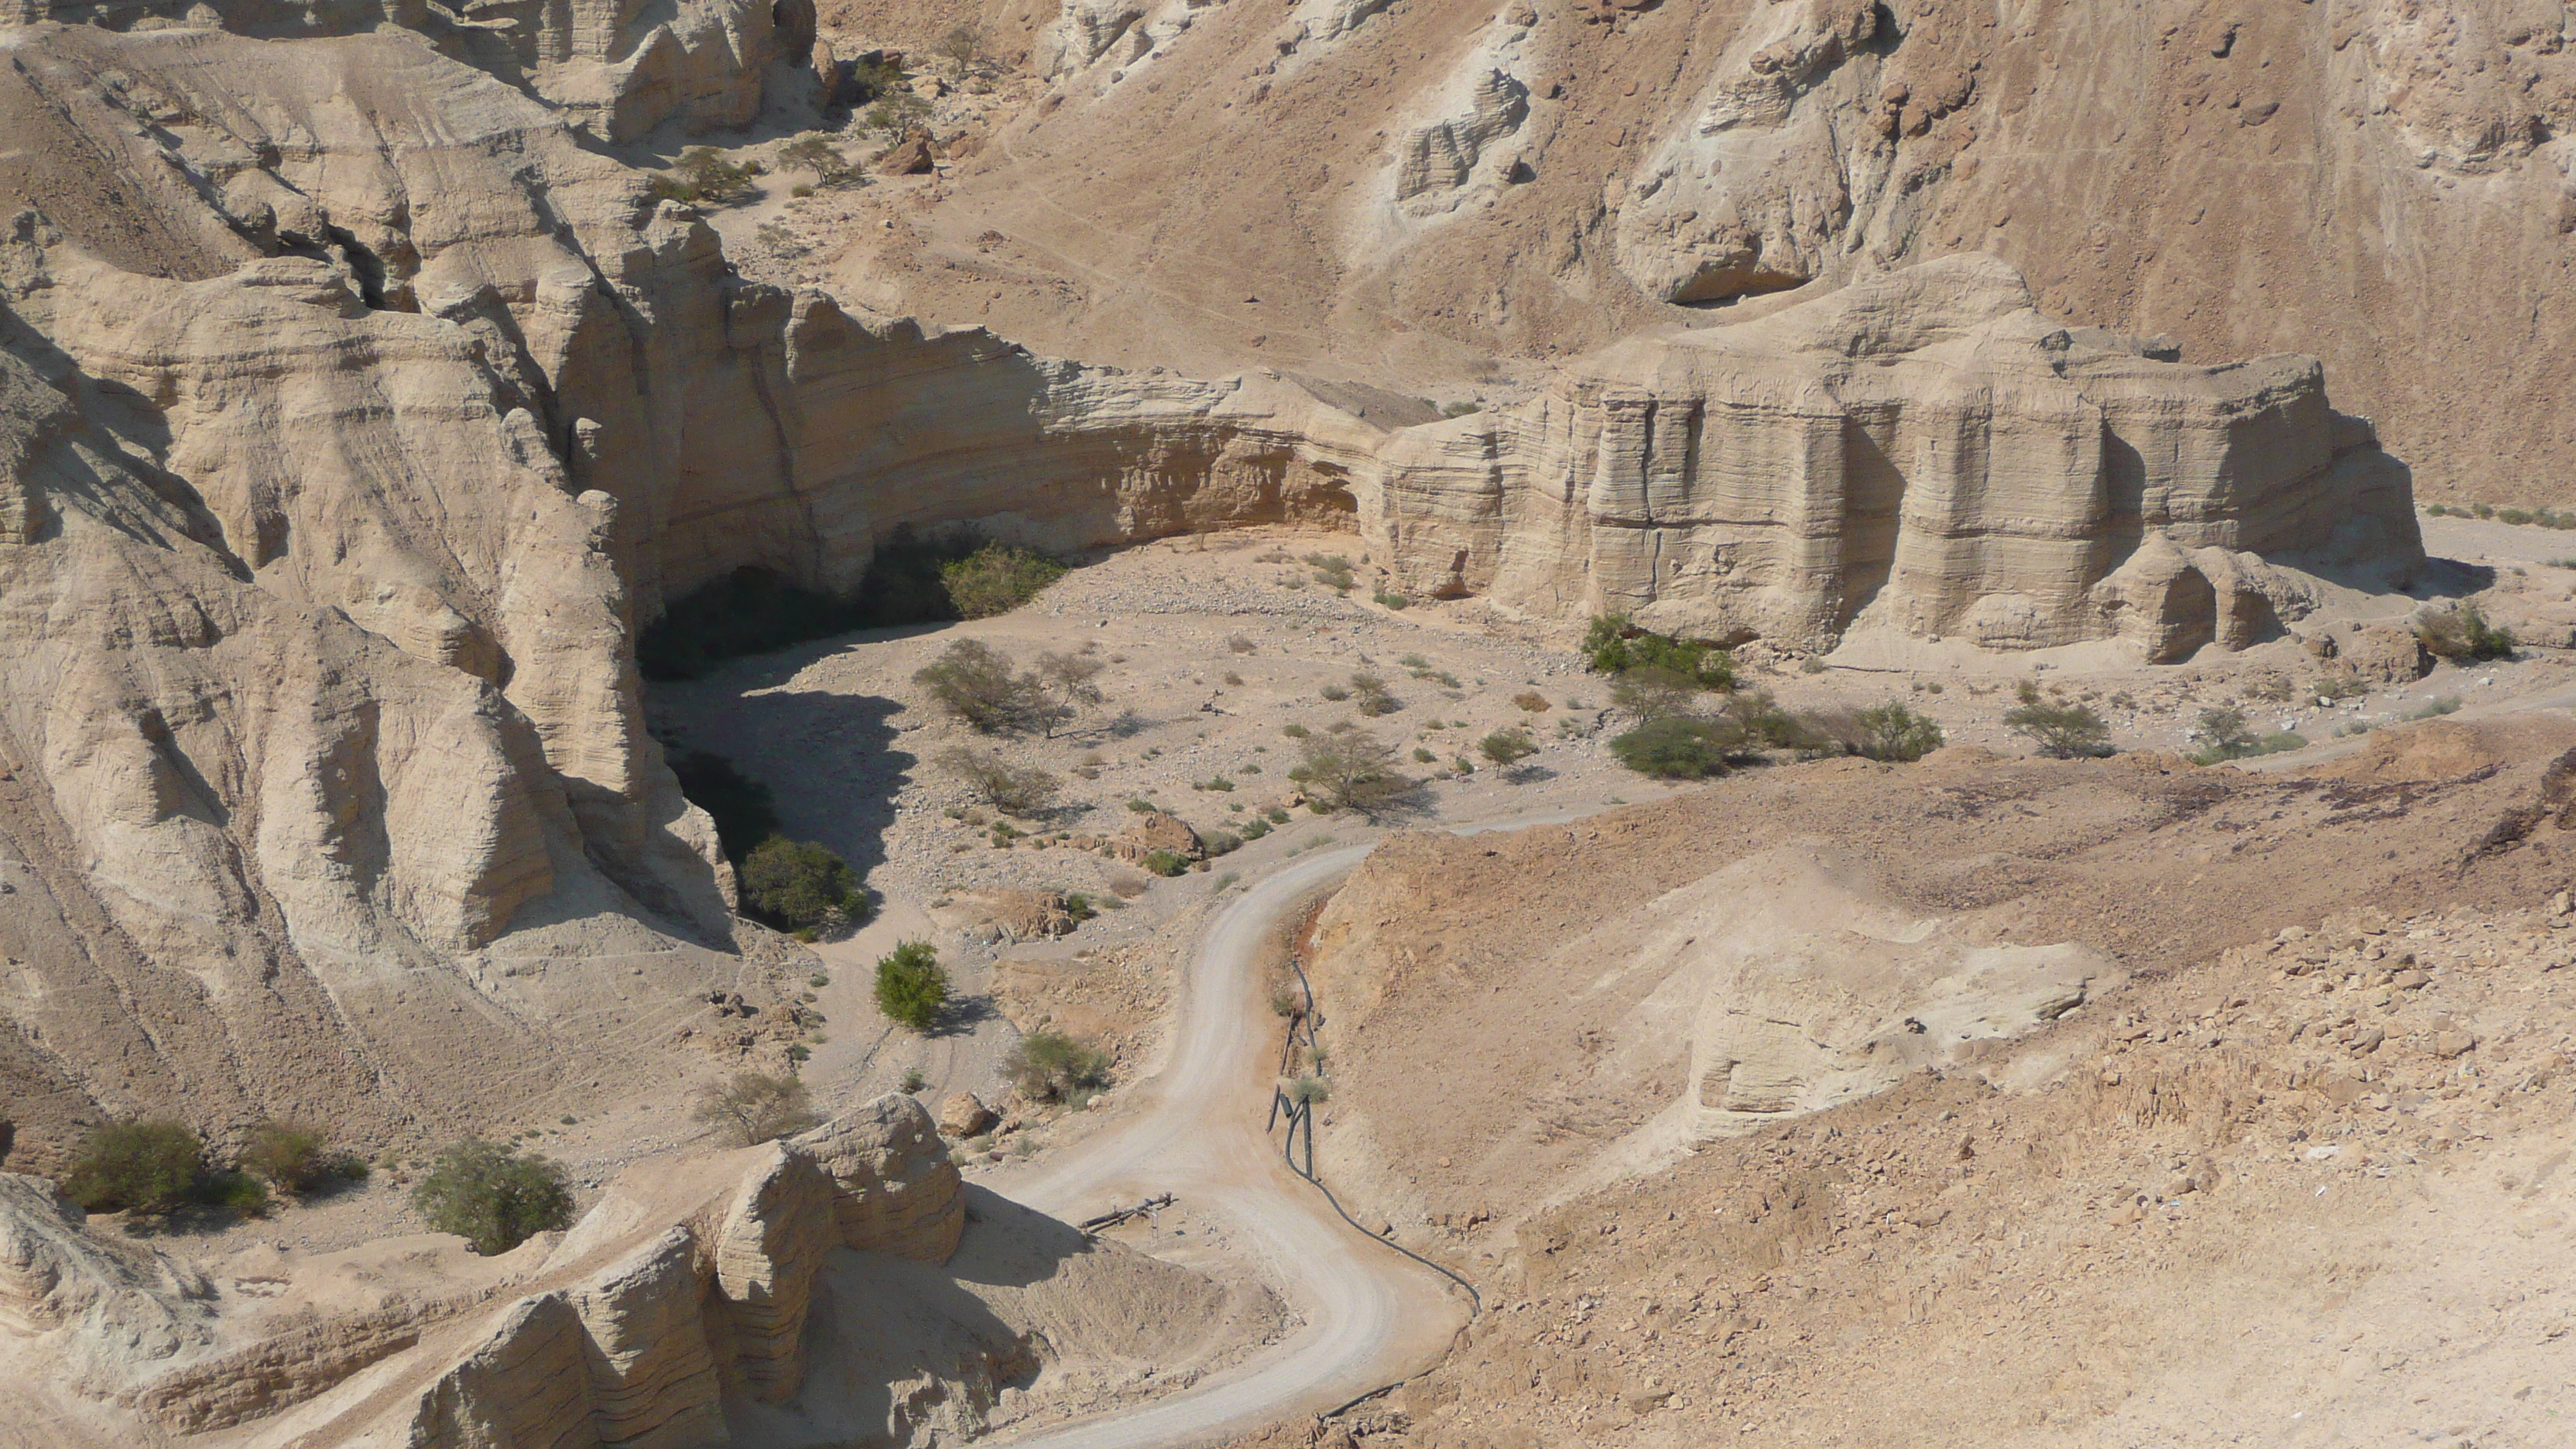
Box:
875 132 937 175
939 1092 1000 1139
792 1095 966 1262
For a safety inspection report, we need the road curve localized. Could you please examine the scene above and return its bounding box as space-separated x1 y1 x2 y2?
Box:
982 841 1461 1447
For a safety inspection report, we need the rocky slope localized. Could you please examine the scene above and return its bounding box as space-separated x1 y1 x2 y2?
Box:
1250 719 2576 1447
0 1094 1273 1448
834 0 2576 505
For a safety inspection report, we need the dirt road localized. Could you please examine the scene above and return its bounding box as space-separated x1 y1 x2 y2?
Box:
983 841 1467 1447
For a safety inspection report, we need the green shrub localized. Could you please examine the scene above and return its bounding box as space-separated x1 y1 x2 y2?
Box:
1349 673 1399 716
2192 706 2259 760
1478 728 1538 769
1063 892 1098 920
691 1071 820 1145
1372 591 1411 610
846 56 905 107
63 1120 204 1215
740 838 868 932
936 745 1060 815
1290 728 1413 814
874 940 948 1032
1720 690 1819 749
666 749 780 862
242 1120 334 1194
776 134 858 187
1608 715 1738 779
410 1140 574 1255
1609 666 1700 723
1833 702 1946 762
940 543 1067 618
914 639 1072 735
207 1170 272 1216
1583 615 1735 689
1238 816 1271 840
1204 831 1242 857
2005 702 2114 759
1142 848 1189 876
645 146 759 207
1005 1029 1112 1102
2415 604 2515 663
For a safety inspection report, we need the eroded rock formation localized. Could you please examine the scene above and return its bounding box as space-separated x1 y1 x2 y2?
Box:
1368 256 2424 658
0 16 2417 1166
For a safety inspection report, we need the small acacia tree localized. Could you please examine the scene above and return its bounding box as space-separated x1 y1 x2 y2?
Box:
410 1140 573 1255
740 838 867 933
1291 727 1413 814
63 1120 204 1215
692 1072 820 1146
935 746 1061 815
2005 701 2114 759
875 940 949 1033
1478 727 1538 771
1005 1029 1113 1102
1839 702 1946 762
242 1121 332 1194
913 639 1071 735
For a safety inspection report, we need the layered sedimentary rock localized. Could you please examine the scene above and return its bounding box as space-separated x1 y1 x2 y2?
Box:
0 19 2418 1165
1368 255 2424 659
5 0 810 140
0 1098 974 1445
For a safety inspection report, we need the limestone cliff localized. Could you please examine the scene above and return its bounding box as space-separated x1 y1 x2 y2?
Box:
1366 256 2424 658
0 19 2419 1166
0 1096 1270 1449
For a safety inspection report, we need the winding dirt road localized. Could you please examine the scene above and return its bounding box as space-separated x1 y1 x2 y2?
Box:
985 841 1464 1447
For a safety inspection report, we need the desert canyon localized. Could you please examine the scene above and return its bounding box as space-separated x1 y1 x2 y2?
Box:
0 1 2572 1447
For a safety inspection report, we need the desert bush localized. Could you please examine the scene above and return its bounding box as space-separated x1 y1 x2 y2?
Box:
1318 683 1351 702
410 1140 574 1255
874 940 949 1032
776 134 858 187
2005 701 2114 759
940 543 1067 618
901 1067 927 1093
1204 831 1243 857
862 89 932 133
740 838 868 932
1608 715 1739 779
1372 591 1411 610
936 746 1060 815
1290 728 1413 814
1719 689 1820 750
63 1120 204 1215
1608 665 1700 722
1512 690 1550 712
1036 650 1106 716
1829 702 1946 762
2196 707 2259 759
1583 615 1736 690
1348 673 1399 716
1281 1075 1332 1108
691 1072 820 1146
646 147 759 207
241 1120 348 1194
914 639 1073 735
1142 848 1189 877
666 749 780 862
2415 603 2516 663
1005 1030 1112 1102
1228 635 1255 653
1478 727 1538 769
1306 553 1358 593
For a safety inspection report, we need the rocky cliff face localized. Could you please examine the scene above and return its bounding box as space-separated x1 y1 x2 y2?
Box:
0 15 2419 1163
1368 255 2423 658
0 1097 986 1446
848 0 2576 507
